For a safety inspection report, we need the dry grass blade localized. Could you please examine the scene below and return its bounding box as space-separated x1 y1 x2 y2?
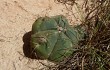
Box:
56 0 76 5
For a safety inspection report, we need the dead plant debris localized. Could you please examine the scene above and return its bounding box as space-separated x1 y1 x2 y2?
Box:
46 0 110 70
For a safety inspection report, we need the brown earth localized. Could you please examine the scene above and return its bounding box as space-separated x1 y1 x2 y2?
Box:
0 0 84 70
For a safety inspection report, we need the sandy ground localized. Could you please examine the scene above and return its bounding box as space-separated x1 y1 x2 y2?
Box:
0 0 84 70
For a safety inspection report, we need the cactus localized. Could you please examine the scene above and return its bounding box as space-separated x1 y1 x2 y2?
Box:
30 15 86 62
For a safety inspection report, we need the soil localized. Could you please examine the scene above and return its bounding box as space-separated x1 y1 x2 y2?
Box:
0 0 84 70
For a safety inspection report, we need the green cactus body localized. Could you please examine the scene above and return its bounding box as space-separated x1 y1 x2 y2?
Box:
30 15 85 62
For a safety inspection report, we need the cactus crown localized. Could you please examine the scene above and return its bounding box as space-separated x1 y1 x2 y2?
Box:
30 15 85 62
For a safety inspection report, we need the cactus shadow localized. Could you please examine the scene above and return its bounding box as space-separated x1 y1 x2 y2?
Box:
23 31 39 59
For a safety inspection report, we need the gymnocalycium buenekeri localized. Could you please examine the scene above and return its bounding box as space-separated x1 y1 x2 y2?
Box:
30 15 86 62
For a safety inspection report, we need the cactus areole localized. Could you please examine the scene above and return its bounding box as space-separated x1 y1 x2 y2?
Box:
30 15 85 62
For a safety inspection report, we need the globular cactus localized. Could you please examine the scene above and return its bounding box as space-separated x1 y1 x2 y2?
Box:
30 15 86 62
